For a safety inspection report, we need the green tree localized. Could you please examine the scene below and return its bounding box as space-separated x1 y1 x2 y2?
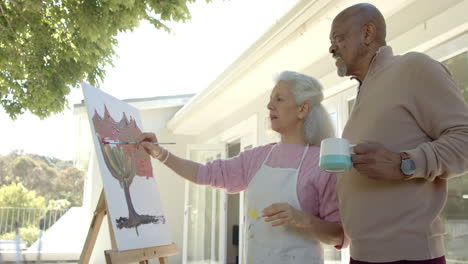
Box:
0 0 211 119
0 183 45 236
10 155 39 181
8 155 58 199
0 183 45 208
0 226 40 247
0 151 85 206
53 166 84 206
0 154 7 184
0 150 22 185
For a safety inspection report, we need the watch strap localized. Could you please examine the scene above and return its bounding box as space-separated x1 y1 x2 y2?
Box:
400 152 411 160
399 152 414 177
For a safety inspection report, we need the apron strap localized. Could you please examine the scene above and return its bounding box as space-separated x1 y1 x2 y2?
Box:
297 144 309 171
263 144 309 169
262 144 276 166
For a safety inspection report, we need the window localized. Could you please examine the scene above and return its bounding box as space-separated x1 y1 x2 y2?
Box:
441 51 468 261
329 112 338 137
443 52 468 102
348 98 356 116
227 141 241 264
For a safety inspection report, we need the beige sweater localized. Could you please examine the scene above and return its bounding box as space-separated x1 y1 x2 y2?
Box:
339 46 468 262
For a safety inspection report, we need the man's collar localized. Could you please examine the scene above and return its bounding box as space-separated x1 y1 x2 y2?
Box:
365 45 394 79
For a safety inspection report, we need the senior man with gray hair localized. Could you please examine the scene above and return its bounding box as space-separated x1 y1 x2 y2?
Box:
329 3 468 264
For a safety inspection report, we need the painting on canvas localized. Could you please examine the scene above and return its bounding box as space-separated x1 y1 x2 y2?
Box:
81 82 171 251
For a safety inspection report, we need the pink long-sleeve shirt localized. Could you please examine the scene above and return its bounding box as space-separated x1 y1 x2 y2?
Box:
196 143 340 223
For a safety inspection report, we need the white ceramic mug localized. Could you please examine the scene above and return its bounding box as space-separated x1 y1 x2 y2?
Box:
319 138 355 172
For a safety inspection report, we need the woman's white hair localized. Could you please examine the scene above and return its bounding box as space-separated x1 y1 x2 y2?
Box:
275 71 335 145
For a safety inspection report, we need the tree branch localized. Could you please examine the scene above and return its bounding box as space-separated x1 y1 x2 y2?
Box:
0 3 20 39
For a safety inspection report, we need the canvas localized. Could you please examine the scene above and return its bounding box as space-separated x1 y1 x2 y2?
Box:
81 82 172 251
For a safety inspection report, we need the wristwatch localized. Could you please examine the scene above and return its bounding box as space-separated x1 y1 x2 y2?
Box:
400 152 416 177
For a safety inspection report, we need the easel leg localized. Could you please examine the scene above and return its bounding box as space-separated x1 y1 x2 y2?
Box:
81 190 177 264
79 191 107 264
105 251 112 264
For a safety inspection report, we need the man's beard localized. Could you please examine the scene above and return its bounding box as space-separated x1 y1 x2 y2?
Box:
337 63 348 77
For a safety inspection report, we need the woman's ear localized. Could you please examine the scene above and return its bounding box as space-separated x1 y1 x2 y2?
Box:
298 102 311 119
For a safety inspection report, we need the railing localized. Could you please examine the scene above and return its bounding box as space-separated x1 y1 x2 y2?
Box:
0 207 68 235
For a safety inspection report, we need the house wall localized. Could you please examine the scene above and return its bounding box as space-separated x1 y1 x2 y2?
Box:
193 90 279 147
166 1 468 262
141 108 195 264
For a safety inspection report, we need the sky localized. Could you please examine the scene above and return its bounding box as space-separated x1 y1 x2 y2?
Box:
0 0 299 161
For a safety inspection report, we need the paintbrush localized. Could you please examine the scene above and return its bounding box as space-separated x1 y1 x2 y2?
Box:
101 138 175 145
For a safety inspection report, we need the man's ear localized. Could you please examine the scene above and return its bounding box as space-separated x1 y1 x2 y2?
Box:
363 23 377 45
298 101 311 119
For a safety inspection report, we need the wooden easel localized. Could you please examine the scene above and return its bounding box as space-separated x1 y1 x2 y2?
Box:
79 191 178 264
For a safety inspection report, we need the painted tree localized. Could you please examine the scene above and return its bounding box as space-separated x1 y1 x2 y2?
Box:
0 0 210 119
93 106 163 235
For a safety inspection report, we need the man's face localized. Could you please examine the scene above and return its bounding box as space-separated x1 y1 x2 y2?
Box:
329 17 365 77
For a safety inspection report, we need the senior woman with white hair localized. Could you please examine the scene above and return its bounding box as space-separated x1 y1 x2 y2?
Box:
138 71 344 264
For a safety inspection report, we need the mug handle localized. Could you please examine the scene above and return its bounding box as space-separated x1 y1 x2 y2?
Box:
350 144 356 155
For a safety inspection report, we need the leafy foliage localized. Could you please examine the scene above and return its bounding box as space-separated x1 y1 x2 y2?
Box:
0 151 84 206
0 182 71 238
0 0 210 119
0 183 45 237
0 226 39 247
0 183 45 208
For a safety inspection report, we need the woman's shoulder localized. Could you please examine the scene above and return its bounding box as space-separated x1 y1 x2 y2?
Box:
304 145 321 162
247 143 275 152
307 145 321 155
302 145 336 179
238 143 275 158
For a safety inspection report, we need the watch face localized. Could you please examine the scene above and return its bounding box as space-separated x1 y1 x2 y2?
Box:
401 159 416 175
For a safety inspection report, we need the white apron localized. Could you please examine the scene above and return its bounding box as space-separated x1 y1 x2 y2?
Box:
242 144 323 264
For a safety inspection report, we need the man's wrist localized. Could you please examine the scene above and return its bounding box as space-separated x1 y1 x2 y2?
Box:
399 152 416 178
392 152 406 180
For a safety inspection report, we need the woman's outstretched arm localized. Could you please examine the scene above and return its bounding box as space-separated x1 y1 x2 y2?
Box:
137 132 201 183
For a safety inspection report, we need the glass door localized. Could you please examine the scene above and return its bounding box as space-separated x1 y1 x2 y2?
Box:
321 95 343 263
323 95 341 138
183 145 227 264
441 51 468 262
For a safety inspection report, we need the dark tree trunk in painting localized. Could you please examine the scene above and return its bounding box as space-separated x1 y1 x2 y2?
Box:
123 181 138 222
122 181 142 235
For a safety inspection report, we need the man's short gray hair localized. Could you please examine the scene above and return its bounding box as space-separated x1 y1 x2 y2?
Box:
275 71 335 145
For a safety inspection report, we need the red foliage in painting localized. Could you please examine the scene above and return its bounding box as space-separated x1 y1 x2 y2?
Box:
92 106 153 179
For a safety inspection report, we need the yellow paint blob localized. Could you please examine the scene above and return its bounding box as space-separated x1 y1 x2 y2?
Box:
248 209 259 219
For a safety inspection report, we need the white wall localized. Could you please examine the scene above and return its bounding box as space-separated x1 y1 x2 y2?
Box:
142 108 195 264
193 90 279 147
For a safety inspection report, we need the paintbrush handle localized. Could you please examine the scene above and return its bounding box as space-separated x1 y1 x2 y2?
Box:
112 142 176 145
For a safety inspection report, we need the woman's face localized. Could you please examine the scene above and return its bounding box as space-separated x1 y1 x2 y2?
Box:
267 81 301 134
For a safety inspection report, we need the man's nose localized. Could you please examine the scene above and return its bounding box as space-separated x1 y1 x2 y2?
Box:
329 44 336 55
